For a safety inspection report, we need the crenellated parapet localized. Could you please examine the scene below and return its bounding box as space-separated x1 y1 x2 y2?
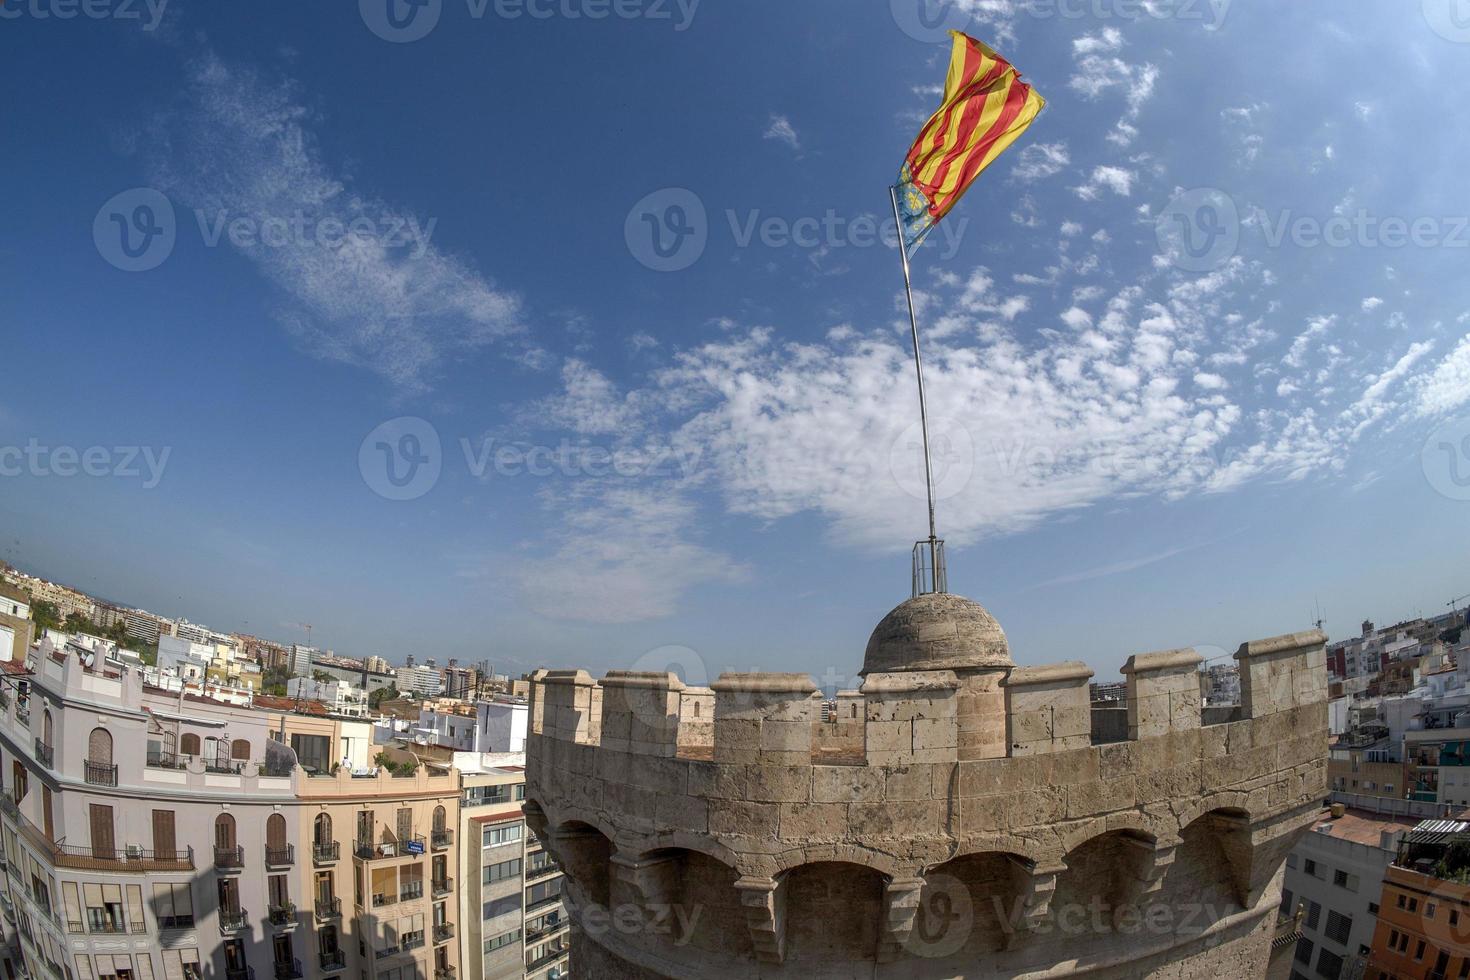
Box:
527 600 1330 980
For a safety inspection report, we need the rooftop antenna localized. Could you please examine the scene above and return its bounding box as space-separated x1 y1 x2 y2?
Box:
889 186 946 598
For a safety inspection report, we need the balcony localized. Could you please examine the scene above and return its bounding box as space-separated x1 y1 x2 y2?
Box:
5 793 193 871
355 836 426 860
314 897 341 921
224 969 254 980
265 844 295 868
401 935 425 952
400 882 424 903
318 951 345 974
204 760 243 775
268 902 297 927
83 761 118 787
33 739 53 770
435 968 456 980
272 959 302 980
312 841 340 864
432 877 453 898
527 940 570 971
526 861 560 882
431 828 453 850
371 893 398 909
219 907 249 933
373 945 400 961
146 748 188 771
434 923 455 944
215 845 244 871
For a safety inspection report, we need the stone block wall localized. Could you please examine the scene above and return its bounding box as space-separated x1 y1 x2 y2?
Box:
526 629 1330 978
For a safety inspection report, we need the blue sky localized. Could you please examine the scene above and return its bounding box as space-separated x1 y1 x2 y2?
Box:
4 0 1470 685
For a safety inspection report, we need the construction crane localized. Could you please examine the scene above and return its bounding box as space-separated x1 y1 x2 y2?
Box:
1450 594 1470 614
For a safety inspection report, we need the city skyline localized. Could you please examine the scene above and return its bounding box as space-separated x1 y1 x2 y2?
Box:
4 2 1470 680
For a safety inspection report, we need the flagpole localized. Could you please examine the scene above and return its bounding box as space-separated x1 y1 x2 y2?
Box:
889 185 940 591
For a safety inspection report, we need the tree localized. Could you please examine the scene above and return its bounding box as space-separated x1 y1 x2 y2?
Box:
368 685 399 710
30 600 61 634
312 670 335 683
63 612 92 633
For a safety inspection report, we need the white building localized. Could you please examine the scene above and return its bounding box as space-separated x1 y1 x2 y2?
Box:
397 664 444 697
1282 802 1419 980
157 633 215 680
414 699 528 754
286 676 369 717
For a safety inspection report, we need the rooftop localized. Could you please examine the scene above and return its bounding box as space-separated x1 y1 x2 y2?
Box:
861 591 1013 675
1309 807 1420 847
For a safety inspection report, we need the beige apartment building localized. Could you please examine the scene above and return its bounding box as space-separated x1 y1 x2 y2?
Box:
0 637 460 980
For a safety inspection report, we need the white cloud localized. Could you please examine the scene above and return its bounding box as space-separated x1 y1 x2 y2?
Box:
1069 32 1158 147
1194 372 1228 391
1060 307 1093 330
1415 334 1470 416
1012 141 1070 183
1283 315 1337 370
1361 297 1384 312
144 53 524 394
763 114 801 152
1074 166 1135 199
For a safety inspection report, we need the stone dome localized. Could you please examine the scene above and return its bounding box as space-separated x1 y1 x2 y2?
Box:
861 592 1013 675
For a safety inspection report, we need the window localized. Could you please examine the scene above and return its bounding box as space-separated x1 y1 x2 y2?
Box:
83 883 125 933
1429 902 1439 918
1398 893 1408 909
1333 869 1359 892
153 883 195 929
1281 889 1294 915
1416 940 1427 961
483 928 522 953
1303 859 1318 877
483 858 522 885
1305 901 1322 932
1295 938 1314 965
1410 898 1420 913
11 761 27 803
290 734 331 773
1453 909 1461 927
1316 948 1344 980
482 824 523 848
483 894 521 920
1324 910 1351 945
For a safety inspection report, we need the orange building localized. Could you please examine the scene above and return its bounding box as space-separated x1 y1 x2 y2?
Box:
1366 819 1470 980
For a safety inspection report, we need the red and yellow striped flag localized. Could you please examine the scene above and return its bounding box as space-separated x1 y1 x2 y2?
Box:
896 31 1045 251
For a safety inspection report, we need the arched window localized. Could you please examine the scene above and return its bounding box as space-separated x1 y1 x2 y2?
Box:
42 710 53 747
181 733 201 756
214 812 236 849
693 702 701 718
432 805 447 833
314 813 332 845
851 704 858 719
230 739 250 761
87 728 113 765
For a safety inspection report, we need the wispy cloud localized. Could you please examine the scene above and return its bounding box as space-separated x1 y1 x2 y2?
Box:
763 114 801 153
143 52 527 394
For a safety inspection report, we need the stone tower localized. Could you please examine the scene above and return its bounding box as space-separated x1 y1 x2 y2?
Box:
525 593 1328 978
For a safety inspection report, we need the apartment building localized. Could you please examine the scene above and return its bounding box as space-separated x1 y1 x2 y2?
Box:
459 760 567 980
0 584 32 664
0 637 461 980
1365 817 1470 979
1282 805 1418 980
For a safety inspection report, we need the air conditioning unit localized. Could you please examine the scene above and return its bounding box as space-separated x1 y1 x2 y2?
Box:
125 844 145 859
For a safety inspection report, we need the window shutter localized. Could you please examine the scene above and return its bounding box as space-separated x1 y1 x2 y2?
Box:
84 883 104 908
126 885 145 932
161 951 182 980
75 956 95 980
136 954 155 980
153 884 174 921
63 881 81 929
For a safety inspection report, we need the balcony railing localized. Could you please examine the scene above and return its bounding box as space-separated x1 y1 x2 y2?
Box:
373 945 399 961
215 845 244 870
146 748 188 770
204 759 244 775
318 951 345 973
355 836 425 860
526 940 570 971
400 883 424 902
265 844 295 867
431 828 453 849
371 893 397 909
432 877 453 898
268 902 296 926
434 923 455 943
435 968 456 980
526 915 566 942
33 739 53 770
272 959 302 980
314 897 341 920
4 792 193 871
313 840 339 864
219 907 249 933
83 761 118 787
526 861 560 882
401 935 425 952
